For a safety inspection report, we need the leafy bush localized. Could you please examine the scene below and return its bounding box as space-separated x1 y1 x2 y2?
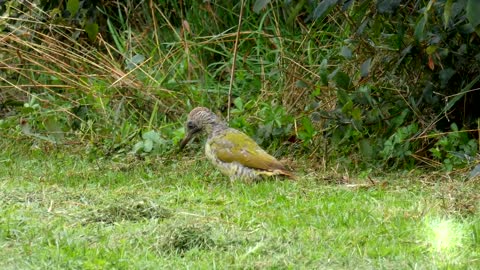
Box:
0 0 479 172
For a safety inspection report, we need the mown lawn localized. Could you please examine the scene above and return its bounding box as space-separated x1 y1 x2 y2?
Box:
0 145 479 269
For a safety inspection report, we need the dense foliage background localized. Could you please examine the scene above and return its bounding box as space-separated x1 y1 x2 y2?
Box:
1 0 479 173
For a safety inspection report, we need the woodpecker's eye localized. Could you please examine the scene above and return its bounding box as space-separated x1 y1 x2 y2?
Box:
186 121 196 130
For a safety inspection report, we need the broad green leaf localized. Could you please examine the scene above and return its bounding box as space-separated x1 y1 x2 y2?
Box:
233 97 244 111
133 142 144 153
66 0 80 17
143 130 162 144
253 0 270 14
466 0 480 28
85 23 99 41
143 139 153 152
414 15 427 41
302 116 314 135
334 71 351 90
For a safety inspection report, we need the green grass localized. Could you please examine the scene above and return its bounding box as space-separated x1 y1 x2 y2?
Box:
0 144 479 269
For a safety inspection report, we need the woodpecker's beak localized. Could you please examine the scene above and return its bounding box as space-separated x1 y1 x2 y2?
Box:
179 131 194 150
179 124 202 150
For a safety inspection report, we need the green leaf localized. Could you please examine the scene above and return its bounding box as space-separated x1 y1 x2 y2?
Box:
253 0 270 14
313 0 338 21
443 0 453 29
341 99 353 114
143 130 162 144
351 107 362 121
340 46 352 59
66 0 80 17
233 97 244 111
287 0 307 25
85 23 99 41
414 15 427 42
336 88 350 106
425 45 437 55
334 71 351 90
143 139 153 152
466 0 480 28
302 116 314 136
126 54 146 70
133 142 144 153
360 58 371 78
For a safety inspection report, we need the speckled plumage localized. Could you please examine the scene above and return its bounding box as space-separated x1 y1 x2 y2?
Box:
180 107 294 180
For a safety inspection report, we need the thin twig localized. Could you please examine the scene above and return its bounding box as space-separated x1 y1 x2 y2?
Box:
227 0 245 121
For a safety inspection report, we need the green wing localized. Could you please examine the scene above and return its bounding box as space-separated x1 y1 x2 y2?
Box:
209 129 287 172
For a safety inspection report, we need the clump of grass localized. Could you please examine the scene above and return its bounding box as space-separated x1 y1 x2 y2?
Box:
157 223 216 254
84 199 172 224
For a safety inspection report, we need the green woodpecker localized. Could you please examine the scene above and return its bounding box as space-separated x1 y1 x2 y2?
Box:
180 107 295 180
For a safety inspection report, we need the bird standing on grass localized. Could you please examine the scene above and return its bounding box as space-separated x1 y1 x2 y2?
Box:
180 107 295 181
